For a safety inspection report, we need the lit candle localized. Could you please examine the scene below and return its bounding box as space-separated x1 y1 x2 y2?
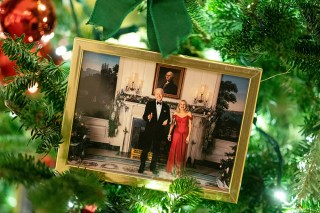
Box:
133 73 138 82
194 90 198 99
205 92 210 101
201 85 205 94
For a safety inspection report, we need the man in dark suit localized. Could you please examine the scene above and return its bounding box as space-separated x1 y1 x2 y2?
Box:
158 71 178 95
138 88 171 174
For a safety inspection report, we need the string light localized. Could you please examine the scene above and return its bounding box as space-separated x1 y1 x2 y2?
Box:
306 135 315 144
203 49 222 61
68 201 74 208
62 51 72 60
255 113 269 130
55 46 67 56
41 32 55 43
6 196 16 207
274 189 287 203
145 181 168 191
298 161 306 171
38 3 47 11
273 188 297 206
9 112 16 118
28 82 39 94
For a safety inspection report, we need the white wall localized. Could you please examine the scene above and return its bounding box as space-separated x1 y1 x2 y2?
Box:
117 57 222 108
182 67 222 108
117 57 156 98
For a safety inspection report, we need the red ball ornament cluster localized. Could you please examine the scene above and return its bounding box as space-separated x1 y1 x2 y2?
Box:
0 0 56 42
0 0 56 83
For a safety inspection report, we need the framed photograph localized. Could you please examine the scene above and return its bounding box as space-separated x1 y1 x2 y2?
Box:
56 38 262 203
153 63 185 99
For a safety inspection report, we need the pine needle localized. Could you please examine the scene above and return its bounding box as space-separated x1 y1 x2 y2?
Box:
0 153 54 185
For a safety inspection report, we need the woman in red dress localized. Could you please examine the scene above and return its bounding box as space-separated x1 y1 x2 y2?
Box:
166 100 192 176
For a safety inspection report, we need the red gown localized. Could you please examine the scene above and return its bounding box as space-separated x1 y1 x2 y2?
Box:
166 114 192 175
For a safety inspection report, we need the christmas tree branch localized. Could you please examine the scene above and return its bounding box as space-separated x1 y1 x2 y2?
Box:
126 186 167 212
0 153 54 185
28 169 106 213
166 177 202 212
294 136 320 200
1 34 67 111
0 35 67 154
185 0 212 41
125 177 202 212
0 153 107 213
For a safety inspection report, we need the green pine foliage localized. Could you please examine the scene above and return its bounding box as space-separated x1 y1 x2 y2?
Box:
127 186 167 213
0 180 15 213
182 1 320 210
166 177 202 212
125 177 202 213
28 169 106 213
1 34 67 111
0 35 68 154
98 184 131 212
0 110 33 153
0 153 54 185
293 137 320 200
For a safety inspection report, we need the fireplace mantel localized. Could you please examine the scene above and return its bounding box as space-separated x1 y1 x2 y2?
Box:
113 101 209 161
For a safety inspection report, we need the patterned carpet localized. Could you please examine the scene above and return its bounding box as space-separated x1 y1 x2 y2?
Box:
67 153 224 189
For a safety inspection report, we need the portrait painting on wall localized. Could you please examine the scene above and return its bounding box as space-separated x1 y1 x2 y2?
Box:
153 63 185 99
56 38 262 203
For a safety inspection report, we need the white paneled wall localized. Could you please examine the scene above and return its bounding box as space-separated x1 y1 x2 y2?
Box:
117 57 156 98
181 67 222 108
117 57 222 107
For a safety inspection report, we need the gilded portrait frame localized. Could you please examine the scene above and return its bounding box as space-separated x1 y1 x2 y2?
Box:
152 63 185 99
56 37 262 203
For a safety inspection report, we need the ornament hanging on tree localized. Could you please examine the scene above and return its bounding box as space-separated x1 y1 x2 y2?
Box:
0 18 15 83
0 0 56 42
81 204 97 213
0 49 16 83
0 0 57 83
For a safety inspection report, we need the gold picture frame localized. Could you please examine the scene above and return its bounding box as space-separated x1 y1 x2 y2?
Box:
153 63 185 99
56 37 262 203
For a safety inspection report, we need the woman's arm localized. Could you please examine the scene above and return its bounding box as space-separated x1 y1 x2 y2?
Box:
186 112 192 143
167 113 176 141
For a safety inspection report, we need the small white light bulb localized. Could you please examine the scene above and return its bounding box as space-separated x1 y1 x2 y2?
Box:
28 82 39 94
274 189 287 203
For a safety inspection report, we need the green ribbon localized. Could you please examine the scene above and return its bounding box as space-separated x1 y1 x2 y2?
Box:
87 0 192 57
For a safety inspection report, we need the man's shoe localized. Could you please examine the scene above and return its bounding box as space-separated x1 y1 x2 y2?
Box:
150 168 159 175
138 164 145 173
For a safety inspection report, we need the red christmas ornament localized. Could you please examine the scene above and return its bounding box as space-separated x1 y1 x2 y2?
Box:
0 43 16 84
0 0 57 83
40 155 56 168
81 205 97 213
0 0 56 42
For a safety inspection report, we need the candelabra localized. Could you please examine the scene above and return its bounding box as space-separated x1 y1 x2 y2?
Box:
125 80 140 94
193 85 210 106
125 73 142 94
